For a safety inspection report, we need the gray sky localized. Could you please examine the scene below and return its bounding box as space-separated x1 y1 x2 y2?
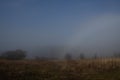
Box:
0 0 120 57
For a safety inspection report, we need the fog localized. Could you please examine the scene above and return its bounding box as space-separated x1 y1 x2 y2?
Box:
0 0 120 59
63 14 120 58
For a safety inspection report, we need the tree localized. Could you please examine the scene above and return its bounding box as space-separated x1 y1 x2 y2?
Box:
113 52 120 58
65 53 72 60
1 49 27 60
79 53 85 59
93 53 98 59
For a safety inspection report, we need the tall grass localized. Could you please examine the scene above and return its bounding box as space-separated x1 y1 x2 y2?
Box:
0 58 120 80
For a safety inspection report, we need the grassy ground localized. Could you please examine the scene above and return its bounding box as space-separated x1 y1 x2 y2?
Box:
0 58 120 80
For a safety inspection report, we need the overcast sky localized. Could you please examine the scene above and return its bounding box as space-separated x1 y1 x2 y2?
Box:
0 0 120 57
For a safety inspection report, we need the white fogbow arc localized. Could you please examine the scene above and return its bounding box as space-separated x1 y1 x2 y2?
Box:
62 13 120 57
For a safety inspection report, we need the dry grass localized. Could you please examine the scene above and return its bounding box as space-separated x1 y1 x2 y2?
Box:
0 58 120 80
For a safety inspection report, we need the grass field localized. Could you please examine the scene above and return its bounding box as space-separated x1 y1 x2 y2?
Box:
0 58 120 80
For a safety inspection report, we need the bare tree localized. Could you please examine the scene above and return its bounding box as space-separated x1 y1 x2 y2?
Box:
113 52 120 58
79 53 85 59
93 53 98 59
65 53 72 60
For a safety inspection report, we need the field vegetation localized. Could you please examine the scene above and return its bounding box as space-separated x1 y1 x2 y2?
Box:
0 58 120 80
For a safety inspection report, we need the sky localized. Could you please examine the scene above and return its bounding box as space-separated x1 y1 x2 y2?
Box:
0 0 120 57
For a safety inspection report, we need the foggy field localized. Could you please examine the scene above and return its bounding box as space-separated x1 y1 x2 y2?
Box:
0 0 120 80
0 59 120 80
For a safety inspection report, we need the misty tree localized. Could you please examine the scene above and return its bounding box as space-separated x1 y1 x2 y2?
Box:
49 48 58 60
65 53 72 60
1 49 27 60
113 52 120 58
79 53 85 59
93 53 98 59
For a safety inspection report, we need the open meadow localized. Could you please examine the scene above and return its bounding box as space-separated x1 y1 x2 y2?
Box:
0 58 120 80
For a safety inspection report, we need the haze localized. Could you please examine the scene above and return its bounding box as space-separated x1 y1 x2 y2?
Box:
0 0 120 58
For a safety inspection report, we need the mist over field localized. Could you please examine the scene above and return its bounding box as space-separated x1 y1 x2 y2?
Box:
1 0 120 80
0 0 120 58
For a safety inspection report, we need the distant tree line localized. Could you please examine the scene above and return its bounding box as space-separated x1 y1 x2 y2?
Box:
0 49 27 60
0 49 120 60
